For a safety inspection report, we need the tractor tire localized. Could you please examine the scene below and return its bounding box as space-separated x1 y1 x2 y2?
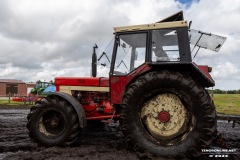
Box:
120 71 216 159
27 95 80 146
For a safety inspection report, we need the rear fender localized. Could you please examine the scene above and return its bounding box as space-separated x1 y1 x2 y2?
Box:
47 92 86 128
148 62 215 87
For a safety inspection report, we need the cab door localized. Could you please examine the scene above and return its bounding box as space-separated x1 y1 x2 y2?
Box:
109 32 149 104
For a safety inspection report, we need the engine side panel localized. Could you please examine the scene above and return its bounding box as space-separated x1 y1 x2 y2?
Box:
55 77 120 120
72 91 120 120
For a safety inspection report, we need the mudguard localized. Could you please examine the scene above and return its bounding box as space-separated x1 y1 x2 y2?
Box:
149 62 215 87
47 92 86 128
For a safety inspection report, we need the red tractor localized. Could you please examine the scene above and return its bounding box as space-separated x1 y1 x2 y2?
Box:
27 11 226 159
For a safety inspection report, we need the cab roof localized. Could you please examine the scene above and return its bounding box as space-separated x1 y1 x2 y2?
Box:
114 11 188 33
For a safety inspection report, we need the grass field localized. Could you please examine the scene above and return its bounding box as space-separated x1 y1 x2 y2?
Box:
213 94 240 115
0 100 27 105
0 94 240 115
0 99 32 109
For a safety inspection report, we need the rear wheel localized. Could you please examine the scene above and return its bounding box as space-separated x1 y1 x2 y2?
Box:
120 71 216 159
27 95 80 146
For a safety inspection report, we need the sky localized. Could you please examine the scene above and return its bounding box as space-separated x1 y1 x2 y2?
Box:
0 0 239 90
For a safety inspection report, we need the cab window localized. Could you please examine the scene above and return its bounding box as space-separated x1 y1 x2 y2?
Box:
152 29 180 62
114 33 147 75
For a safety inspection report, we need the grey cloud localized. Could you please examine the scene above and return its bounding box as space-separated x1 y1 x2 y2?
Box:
0 0 12 21
0 0 239 90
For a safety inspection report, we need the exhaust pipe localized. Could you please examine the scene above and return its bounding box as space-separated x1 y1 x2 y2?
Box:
91 44 98 77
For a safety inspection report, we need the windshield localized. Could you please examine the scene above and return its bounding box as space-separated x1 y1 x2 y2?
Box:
114 33 147 75
189 29 227 52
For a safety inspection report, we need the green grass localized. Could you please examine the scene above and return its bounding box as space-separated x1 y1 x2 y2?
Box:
213 94 240 115
1 94 240 115
0 99 26 105
0 99 32 109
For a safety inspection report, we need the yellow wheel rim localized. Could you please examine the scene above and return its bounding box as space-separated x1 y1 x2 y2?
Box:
141 93 190 140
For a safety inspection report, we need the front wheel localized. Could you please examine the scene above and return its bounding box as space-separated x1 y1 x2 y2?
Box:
120 71 216 159
27 95 80 146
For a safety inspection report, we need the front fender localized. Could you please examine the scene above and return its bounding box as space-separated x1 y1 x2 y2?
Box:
47 92 86 128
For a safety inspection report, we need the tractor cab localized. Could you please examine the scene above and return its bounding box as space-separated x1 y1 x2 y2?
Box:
107 11 191 104
110 11 191 76
112 26 186 75
107 11 226 104
97 11 226 79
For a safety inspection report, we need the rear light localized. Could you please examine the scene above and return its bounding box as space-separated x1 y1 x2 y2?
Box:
208 67 212 73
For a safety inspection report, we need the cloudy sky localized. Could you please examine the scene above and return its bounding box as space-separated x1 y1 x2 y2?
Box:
0 0 239 90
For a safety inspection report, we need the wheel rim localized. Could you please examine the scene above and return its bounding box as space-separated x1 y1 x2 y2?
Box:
39 110 65 138
141 93 190 141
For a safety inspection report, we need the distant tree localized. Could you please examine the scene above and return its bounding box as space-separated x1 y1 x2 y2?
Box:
214 89 222 94
227 90 238 94
36 80 41 84
208 89 240 94
49 80 54 84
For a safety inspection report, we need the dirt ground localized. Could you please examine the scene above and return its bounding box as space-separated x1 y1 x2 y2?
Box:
0 105 239 160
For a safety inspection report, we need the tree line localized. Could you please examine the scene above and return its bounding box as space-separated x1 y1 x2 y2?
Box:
207 89 240 94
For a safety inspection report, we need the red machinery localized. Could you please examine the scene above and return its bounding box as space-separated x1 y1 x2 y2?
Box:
27 11 227 159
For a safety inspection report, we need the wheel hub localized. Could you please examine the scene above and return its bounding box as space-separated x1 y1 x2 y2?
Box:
39 110 65 137
158 111 170 123
141 93 190 140
48 117 59 128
